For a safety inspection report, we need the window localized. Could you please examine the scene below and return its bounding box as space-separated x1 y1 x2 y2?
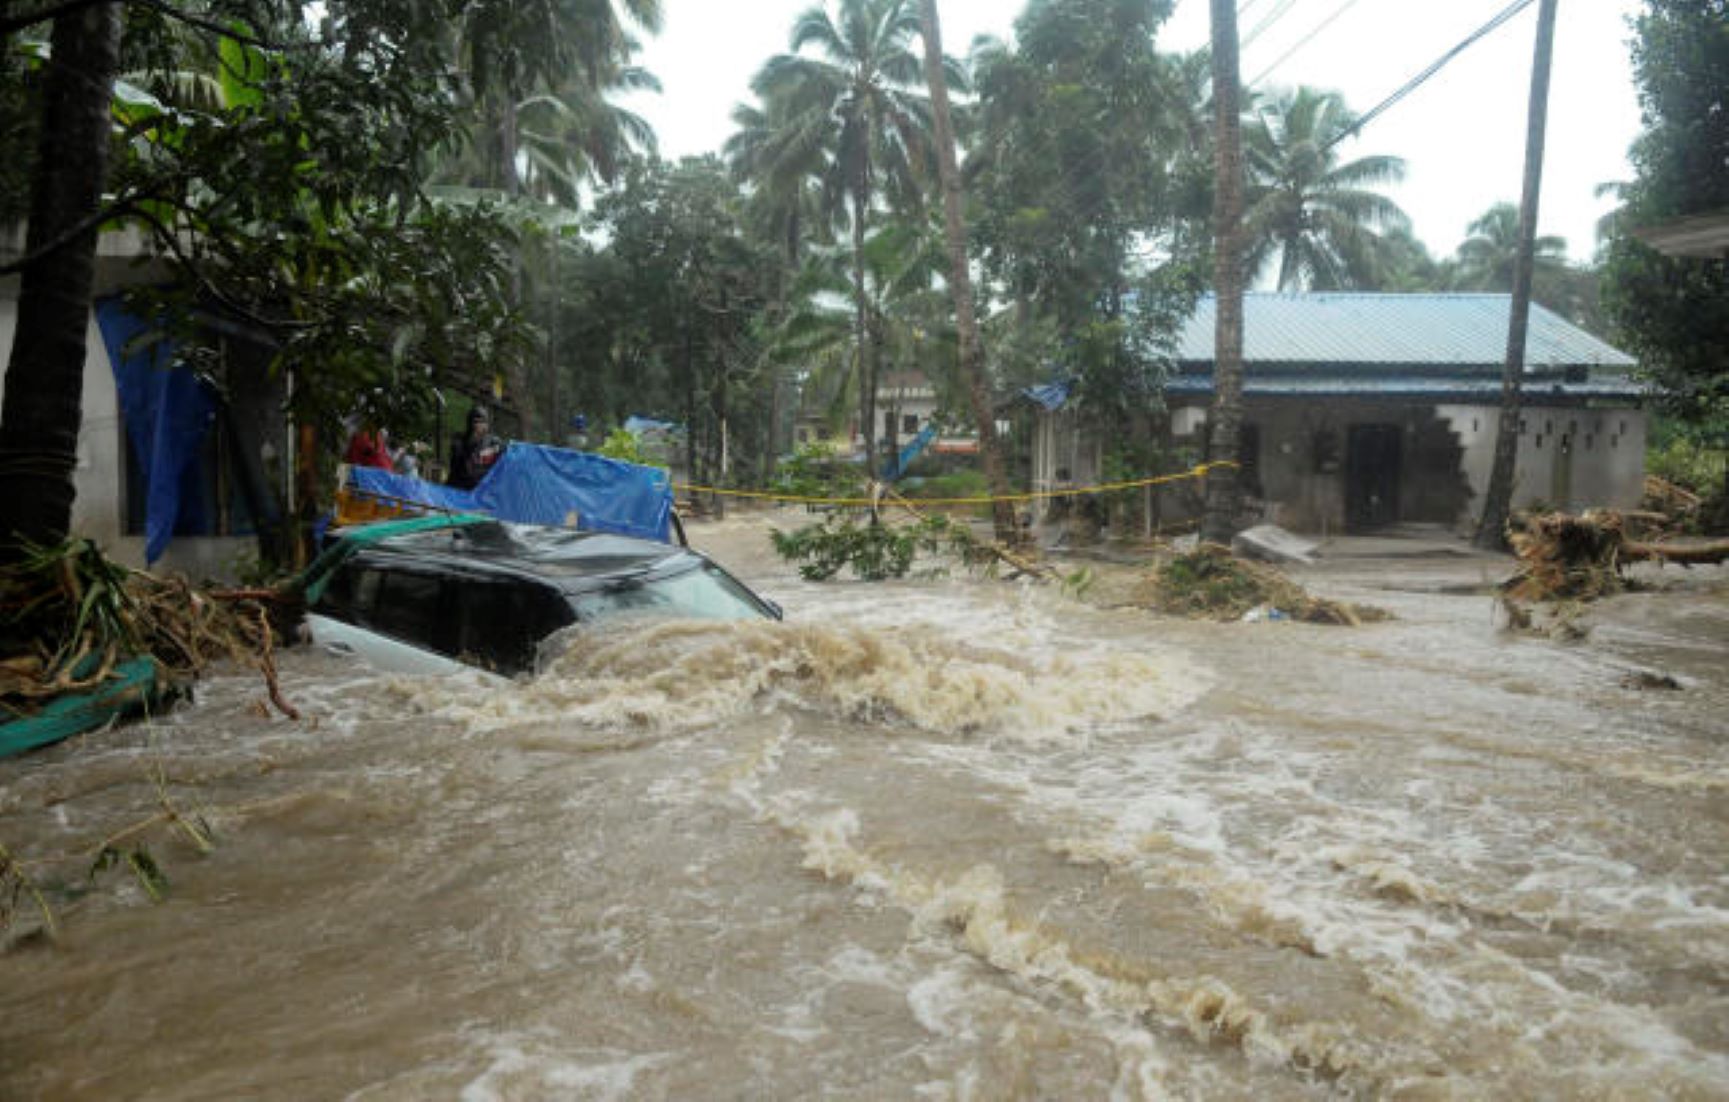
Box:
903 414 918 434
369 569 451 654
453 578 573 674
569 563 768 624
884 412 896 436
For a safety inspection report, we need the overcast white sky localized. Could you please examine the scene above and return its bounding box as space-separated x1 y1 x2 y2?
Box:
619 0 1643 265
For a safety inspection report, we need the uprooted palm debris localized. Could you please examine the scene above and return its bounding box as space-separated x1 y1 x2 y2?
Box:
1 539 300 724
1502 509 1729 603
1138 544 1389 626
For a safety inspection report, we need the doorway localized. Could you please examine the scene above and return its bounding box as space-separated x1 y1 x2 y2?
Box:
1346 423 1402 530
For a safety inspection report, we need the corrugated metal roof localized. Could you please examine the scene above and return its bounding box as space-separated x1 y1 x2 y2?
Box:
1163 375 1646 400
1175 293 1636 369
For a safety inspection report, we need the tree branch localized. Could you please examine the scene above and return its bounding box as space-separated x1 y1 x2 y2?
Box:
127 203 315 334
0 197 139 276
0 0 109 38
129 0 330 52
1 0 329 51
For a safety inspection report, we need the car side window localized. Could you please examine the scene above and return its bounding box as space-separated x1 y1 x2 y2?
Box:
368 569 452 655
454 579 573 675
312 560 380 626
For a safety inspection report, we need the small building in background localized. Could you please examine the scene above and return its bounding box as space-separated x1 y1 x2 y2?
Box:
1021 293 1645 534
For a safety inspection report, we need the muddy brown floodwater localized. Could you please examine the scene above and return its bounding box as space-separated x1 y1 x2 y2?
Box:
2 515 1726 1099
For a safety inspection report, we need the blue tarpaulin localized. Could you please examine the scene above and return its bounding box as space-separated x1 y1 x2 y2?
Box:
347 442 673 544
96 297 216 563
346 466 479 515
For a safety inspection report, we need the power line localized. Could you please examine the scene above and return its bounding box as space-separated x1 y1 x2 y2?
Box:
1248 0 1370 88
1242 0 1306 51
1322 0 1538 152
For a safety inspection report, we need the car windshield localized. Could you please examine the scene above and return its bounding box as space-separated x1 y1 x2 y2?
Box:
568 562 768 624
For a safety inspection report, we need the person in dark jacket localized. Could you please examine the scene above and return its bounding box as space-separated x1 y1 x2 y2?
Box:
447 406 504 490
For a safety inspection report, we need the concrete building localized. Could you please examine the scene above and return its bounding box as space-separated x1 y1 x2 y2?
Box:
792 370 977 463
1022 293 1645 533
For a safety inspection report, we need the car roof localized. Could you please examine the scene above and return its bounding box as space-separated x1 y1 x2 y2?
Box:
340 519 700 593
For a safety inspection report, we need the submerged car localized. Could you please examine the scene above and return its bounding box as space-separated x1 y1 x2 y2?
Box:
304 516 781 678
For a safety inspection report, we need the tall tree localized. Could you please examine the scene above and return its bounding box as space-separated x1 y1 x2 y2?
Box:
1453 202 1568 290
1602 0 1729 497
1200 0 1244 545
916 0 1014 539
749 0 940 474
1241 85 1410 290
0 3 121 558
2 0 630 553
1475 0 1559 550
968 0 1202 480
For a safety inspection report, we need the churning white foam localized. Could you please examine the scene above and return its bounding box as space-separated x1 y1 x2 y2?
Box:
373 618 1207 741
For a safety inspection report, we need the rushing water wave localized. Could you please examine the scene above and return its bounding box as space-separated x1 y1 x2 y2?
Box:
2 519 1726 1099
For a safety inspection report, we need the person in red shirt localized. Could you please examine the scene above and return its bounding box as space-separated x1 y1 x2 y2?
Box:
344 425 395 472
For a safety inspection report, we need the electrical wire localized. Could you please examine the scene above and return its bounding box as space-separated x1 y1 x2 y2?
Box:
1322 0 1537 152
1242 0 1305 50
1248 0 1370 88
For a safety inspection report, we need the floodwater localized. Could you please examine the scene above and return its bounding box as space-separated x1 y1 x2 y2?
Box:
2 517 1726 1099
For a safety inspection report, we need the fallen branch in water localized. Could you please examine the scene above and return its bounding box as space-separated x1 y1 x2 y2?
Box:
2 539 300 724
3 761 217 937
1504 510 1729 603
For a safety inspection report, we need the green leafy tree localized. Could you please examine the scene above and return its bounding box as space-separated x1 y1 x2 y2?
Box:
1241 85 1409 290
747 0 945 474
1601 0 1729 494
584 157 778 492
968 0 1204 448
1 0 650 554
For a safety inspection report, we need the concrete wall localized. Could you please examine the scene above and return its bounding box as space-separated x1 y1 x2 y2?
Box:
1143 396 1646 533
1438 404 1646 514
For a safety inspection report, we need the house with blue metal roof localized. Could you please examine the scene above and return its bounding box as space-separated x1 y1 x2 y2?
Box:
1023 293 1646 533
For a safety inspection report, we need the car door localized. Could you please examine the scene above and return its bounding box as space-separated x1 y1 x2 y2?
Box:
306 560 478 678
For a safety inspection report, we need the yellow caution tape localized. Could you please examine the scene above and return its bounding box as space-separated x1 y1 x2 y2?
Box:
673 461 1237 508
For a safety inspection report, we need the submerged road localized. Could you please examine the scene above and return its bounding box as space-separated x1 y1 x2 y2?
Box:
2 516 1725 1098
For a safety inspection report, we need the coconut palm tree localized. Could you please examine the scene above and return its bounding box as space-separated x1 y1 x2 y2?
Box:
746 0 948 472
1452 201 1568 291
1241 86 1409 290
724 98 837 270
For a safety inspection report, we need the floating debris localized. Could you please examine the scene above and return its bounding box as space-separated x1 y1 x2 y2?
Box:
1139 544 1388 626
1 539 297 738
1503 509 1729 603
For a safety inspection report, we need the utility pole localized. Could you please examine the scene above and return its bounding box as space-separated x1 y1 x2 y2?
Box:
1201 0 1245 546
1475 0 1559 550
917 0 1017 542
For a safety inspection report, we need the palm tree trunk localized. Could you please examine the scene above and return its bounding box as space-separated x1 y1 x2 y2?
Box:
1475 0 1559 550
918 0 1016 542
1201 0 1245 545
852 189 877 476
0 3 122 560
